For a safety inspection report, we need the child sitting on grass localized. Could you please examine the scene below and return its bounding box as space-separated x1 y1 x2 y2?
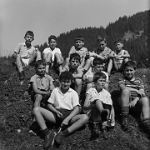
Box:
13 31 41 85
30 60 55 108
113 38 130 71
83 72 114 138
65 35 91 74
62 53 84 98
118 60 150 132
43 35 63 74
33 71 88 149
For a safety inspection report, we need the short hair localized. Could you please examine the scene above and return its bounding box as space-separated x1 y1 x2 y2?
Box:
114 38 123 45
25 31 34 37
97 35 106 43
48 35 57 43
35 60 46 69
59 71 73 81
123 60 137 70
93 57 104 66
93 72 107 83
69 53 81 63
75 35 84 42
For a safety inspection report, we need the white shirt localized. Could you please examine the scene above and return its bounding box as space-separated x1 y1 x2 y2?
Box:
48 87 80 110
43 47 61 61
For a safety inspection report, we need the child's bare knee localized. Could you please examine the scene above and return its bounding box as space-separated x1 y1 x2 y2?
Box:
35 94 43 100
122 88 130 95
33 107 40 114
141 96 149 105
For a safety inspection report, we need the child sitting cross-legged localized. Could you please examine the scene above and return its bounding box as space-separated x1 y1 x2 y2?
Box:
30 60 55 108
33 71 88 149
83 72 114 138
118 60 150 132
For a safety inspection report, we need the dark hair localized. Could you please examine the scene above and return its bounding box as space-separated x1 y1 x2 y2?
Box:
123 60 137 70
35 60 46 69
93 72 107 83
93 57 104 66
59 71 73 81
97 35 106 43
69 53 81 63
25 31 34 37
48 35 57 43
75 35 84 42
114 38 123 45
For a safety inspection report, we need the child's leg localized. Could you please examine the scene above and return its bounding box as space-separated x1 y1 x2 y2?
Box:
28 50 41 65
16 55 24 73
34 94 43 108
43 52 53 73
83 58 92 73
75 79 82 96
86 83 93 92
55 53 63 65
107 59 113 76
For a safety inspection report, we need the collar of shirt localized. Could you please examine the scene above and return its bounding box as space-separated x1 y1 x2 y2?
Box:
58 87 72 95
35 74 47 79
23 42 32 49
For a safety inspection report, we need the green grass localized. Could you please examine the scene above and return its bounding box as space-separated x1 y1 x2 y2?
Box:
0 57 150 150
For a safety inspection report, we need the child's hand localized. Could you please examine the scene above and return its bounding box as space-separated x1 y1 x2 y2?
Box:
46 90 51 96
137 90 145 97
56 111 63 118
61 118 69 126
129 98 138 108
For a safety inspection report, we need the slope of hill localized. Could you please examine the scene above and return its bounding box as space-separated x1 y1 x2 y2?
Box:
0 57 150 150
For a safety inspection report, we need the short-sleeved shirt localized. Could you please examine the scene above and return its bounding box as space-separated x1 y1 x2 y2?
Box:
68 46 88 61
119 77 144 98
48 87 80 110
84 67 109 82
92 46 114 61
30 74 54 91
43 47 62 61
86 88 112 105
14 42 35 58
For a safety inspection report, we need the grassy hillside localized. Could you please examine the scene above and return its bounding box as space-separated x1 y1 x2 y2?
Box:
0 57 150 150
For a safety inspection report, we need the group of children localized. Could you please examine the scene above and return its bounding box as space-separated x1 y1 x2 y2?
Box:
13 31 150 149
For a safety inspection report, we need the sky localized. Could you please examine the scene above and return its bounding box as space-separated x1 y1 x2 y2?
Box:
0 0 149 57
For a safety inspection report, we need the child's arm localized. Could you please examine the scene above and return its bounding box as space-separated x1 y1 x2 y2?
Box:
121 50 130 58
72 68 84 79
83 93 95 110
61 106 80 126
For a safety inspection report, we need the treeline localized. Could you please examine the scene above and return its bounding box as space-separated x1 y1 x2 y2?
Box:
37 10 150 67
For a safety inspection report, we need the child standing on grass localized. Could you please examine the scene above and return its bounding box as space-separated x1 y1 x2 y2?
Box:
83 72 114 138
65 35 91 74
90 36 115 76
113 38 130 71
43 35 63 74
30 60 55 108
62 53 84 98
118 60 150 132
33 71 88 149
13 31 41 85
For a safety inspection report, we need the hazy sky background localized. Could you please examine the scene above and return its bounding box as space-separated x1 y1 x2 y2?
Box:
0 0 149 56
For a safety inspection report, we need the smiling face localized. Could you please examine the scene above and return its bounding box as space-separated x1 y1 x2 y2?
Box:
75 40 84 50
49 39 57 50
98 40 107 50
36 64 46 76
24 34 34 45
115 42 123 51
123 66 135 80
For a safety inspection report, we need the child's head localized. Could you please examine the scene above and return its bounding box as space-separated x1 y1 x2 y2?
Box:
48 35 57 50
93 57 105 72
69 53 81 69
97 36 107 50
123 60 137 80
74 35 84 50
114 38 124 51
60 71 73 90
93 72 107 90
35 60 46 76
24 31 34 44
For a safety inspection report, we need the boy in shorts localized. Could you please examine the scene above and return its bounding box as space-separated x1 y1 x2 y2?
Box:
113 38 130 71
33 71 88 149
118 60 150 131
83 72 114 138
65 35 91 74
30 60 55 108
90 36 115 76
43 35 63 74
13 31 41 85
